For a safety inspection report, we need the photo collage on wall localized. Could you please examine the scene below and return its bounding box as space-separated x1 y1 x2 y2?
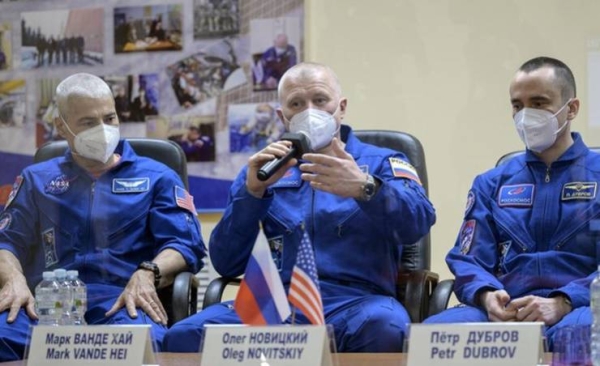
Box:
0 0 305 211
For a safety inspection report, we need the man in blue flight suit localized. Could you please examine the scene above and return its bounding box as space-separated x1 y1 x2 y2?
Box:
259 34 297 90
425 57 595 350
0 73 206 361
163 62 436 353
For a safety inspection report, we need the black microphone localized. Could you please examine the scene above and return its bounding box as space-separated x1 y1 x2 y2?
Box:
257 132 311 181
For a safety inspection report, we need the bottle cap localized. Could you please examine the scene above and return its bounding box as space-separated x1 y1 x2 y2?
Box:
54 268 67 279
67 270 79 278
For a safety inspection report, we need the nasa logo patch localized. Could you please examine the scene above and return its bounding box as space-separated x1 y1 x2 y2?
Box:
45 174 72 195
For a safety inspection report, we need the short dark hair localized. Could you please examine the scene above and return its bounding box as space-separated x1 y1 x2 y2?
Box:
518 57 576 102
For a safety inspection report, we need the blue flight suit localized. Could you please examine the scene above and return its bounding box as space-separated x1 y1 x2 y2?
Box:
164 125 436 352
0 140 206 361
260 45 297 85
425 133 597 350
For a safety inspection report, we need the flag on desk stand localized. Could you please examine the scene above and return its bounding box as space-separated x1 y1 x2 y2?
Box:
234 236 291 325
288 231 325 325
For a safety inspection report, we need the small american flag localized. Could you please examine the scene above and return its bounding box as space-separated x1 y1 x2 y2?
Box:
174 186 196 213
288 231 325 325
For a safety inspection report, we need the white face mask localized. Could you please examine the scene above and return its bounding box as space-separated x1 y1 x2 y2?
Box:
63 119 120 163
286 105 339 152
513 100 571 153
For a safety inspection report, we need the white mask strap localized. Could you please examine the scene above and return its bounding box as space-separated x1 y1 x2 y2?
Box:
60 116 77 138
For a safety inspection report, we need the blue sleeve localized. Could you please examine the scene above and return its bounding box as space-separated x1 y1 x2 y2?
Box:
0 171 37 261
149 168 206 273
549 272 596 309
446 176 504 306
209 166 272 277
360 152 436 245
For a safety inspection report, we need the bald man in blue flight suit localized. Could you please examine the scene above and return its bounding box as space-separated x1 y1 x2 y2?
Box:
425 57 596 350
0 73 206 361
163 62 436 353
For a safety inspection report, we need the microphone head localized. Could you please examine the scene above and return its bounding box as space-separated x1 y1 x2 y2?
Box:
280 132 311 157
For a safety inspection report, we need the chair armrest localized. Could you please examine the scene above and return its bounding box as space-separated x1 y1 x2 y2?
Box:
428 278 454 318
202 277 241 310
171 271 199 325
398 269 439 323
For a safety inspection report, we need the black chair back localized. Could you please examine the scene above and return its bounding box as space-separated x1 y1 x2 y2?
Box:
34 138 189 189
354 130 430 272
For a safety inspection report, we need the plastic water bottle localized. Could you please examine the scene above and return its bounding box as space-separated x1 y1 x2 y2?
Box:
67 270 87 325
35 271 60 326
53 269 72 325
590 265 600 365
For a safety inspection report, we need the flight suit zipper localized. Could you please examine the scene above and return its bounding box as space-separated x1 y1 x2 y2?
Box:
545 167 551 183
89 180 95 251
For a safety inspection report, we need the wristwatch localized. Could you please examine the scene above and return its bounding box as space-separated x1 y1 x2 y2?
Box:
137 261 161 288
360 174 377 201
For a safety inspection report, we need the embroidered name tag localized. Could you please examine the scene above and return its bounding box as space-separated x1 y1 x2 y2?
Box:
561 182 597 200
498 184 534 207
112 178 150 193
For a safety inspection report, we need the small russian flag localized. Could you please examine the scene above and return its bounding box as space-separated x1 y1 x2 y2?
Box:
234 237 291 325
389 157 421 185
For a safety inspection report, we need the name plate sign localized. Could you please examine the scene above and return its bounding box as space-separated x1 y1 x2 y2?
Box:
27 325 156 366
407 322 543 366
201 325 333 366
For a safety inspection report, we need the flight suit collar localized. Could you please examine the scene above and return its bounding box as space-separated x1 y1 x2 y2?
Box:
524 132 588 164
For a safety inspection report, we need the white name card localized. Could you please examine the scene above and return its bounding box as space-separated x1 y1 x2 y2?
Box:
407 322 543 366
26 325 156 366
201 325 333 366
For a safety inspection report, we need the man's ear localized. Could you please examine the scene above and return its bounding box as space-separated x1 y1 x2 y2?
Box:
567 98 580 120
338 98 348 120
276 108 289 130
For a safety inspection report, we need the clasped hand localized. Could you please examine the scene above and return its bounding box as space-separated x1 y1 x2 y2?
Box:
481 290 570 326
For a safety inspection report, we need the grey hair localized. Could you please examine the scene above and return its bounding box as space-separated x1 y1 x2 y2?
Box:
277 62 342 101
55 73 113 119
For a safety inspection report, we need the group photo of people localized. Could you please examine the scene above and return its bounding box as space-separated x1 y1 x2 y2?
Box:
20 8 103 69
193 0 240 39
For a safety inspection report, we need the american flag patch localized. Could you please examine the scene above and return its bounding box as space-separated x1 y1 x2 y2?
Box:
389 157 421 185
174 186 196 214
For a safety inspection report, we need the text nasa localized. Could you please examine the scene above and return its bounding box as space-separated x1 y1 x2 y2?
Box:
430 330 519 359
44 332 132 360
220 331 309 363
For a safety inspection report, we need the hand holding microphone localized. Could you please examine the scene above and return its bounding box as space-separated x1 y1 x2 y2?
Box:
256 132 311 181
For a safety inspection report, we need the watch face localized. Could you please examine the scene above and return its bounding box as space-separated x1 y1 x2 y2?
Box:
364 183 375 195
